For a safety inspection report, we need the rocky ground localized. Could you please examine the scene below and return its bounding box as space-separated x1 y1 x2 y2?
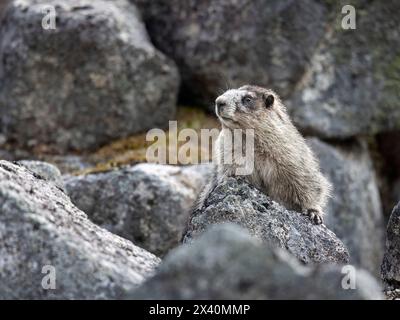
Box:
0 0 399 299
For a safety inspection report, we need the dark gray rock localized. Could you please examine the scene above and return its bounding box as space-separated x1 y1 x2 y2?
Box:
308 138 384 275
183 176 349 264
0 0 11 20
0 0 179 152
376 131 400 216
18 160 65 191
381 202 400 292
287 0 400 138
0 160 160 299
130 224 382 300
133 0 333 107
65 163 211 256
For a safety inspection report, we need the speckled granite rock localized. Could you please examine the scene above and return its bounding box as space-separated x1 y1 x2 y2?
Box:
65 163 211 256
287 0 400 138
18 160 65 191
133 0 333 107
0 160 160 299
183 177 349 264
0 0 179 151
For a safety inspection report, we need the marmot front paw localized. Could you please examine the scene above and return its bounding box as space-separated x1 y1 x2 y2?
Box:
303 208 324 225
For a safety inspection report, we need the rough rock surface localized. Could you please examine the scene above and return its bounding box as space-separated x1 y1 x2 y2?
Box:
133 0 333 107
183 177 349 264
65 163 211 256
0 160 160 299
18 160 65 191
381 202 400 292
307 138 384 275
130 224 382 300
287 0 400 138
0 0 179 151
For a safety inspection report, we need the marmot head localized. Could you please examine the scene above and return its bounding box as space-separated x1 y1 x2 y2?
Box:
215 85 287 129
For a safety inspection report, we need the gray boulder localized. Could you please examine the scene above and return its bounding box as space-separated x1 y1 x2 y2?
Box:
183 176 349 264
0 0 179 151
65 163 211 256
130 224 382 300
381 202 400 293
287 0 400 138
133 0 333 107
18 160 65 191
308 138 384 275
0 160 160 299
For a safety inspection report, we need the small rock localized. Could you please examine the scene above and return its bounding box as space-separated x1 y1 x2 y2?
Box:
65 163 211 256
183 176 349 264
18 160 65 191
129 224 382 300
0 160 160 299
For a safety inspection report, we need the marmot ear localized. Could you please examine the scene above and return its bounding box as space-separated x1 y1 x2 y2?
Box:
264 94 274 108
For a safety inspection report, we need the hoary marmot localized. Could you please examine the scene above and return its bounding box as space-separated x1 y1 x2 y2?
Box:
196 85 332 224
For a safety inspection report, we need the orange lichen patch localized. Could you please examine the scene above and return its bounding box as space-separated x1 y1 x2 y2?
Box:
74 107 220 175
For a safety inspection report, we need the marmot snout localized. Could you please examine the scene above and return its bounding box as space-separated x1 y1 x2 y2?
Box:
199 85 332 224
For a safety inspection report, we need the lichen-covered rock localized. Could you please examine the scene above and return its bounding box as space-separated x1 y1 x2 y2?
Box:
308 138 384 275
18 160 65 191
183 177 349 264
0 0 179 151
381 202 400 293
0 160 160 299
287 0 400 138
130 224 382 300
133 0 333 107
65 163 211 256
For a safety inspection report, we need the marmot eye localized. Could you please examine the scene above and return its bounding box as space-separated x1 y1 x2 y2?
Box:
242 96 253 104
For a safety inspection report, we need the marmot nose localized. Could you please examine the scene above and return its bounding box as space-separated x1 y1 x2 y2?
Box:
215 97 227 111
